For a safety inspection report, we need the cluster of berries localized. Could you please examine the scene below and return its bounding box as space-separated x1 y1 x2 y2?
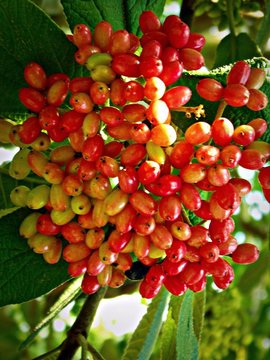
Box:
2 10 269 298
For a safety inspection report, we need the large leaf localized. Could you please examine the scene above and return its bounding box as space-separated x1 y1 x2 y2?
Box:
159 308 177 360
176 290 199 360
61 0 165 35
122 287 169 360
213 33 262 68
0 0 81 120
159 294 183 360
160 290 205 360
0 209 70 307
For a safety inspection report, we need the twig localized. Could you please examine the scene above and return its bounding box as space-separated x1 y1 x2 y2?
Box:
56 287 107 360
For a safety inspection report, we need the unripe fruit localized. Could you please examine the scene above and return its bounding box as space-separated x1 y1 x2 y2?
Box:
19 212 41 238
43 239 62 264
27 150 48 177
10 185 31 207
86 52 112 71
0 118 16 143
99 241 118 265
26 185 50 209
92 199 109 227
23 62 47 90
28 233 58 254
63 242 91 263
50 184 70 211
71 194 92 215
9 148 31 180
104 188 129 216
50 207 76 226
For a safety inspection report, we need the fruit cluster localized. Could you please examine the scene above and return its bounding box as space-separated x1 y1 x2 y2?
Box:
3 11 269 299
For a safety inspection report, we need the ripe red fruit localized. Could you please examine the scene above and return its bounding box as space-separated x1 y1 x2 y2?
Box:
145 174 182 196
220 145 242 168
24 62 47 90
82 135 105 162
19 116 41 144
223 84 250 107
258 166 270 189
226 60 251 85
139 10 161 33
232 124 255 146
196 78 224 102
185 121 212 145
129 190 157 216
239 149 266 170
164 17 190 49
73 24 92 48
232 243 259 264
169 140 194 168
19 88 46 113
81 274 100 295
165 240 186 263
163 274 187 296
246 89 268 111
178 48 205 70
112 53 140 77
159 60 183 86
247 118 267 140
211 117 234 146
162 86 192 109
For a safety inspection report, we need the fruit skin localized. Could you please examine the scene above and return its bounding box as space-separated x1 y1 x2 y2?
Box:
26 185 50 210
10 185 31 207
232 243 259 264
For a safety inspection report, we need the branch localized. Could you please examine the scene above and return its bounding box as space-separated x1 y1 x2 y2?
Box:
56 287 107 360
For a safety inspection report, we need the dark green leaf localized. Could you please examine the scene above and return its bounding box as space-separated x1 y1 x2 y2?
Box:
0 0 81 121
61 0 165 35
192 289 206 343
0 207 20 219
0 209 70 307
20 277 82 350
213 33 262 68
122 287 169 360
176 290 199 360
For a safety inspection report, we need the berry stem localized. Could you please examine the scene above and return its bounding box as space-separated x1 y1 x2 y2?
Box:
215 100 227 119
56 287 107 360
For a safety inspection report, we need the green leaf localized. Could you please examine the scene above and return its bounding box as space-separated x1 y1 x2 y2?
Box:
192 289 206 343
0 207 20 219
176 290 199 360
122 287 169 360
0 209 70 307
0 0 81 121
160 307 177 360
62 0 165 35
20 277 82 350
213 33 262 68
